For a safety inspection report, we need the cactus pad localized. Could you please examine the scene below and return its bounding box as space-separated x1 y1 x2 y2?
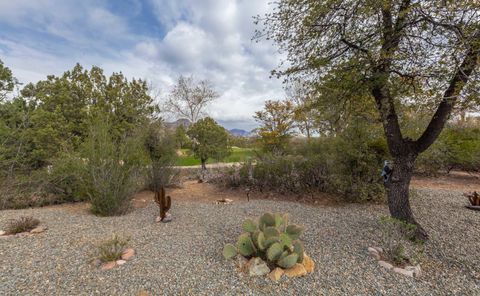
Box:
236 233 255 257
223 243 237 259
266 242 283 261
293 240 304 263
277 253 299 269
242 218 257 233
286 224 303 240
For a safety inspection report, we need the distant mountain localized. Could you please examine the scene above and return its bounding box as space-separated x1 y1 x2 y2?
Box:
229 128 252 137
164 118 191 129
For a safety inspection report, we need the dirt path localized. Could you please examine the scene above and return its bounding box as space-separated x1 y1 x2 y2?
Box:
411 171 480 192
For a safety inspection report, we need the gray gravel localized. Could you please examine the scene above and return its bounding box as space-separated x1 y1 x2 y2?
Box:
0 188 479 296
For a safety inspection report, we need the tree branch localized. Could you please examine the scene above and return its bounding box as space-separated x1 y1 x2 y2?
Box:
415 29 480 153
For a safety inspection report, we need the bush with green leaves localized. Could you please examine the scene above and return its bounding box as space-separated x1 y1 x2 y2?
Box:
223 213 305 269
144 121 178 192
78 118 145 216
378 216 425 266
416 125 480 175
217 129 387 202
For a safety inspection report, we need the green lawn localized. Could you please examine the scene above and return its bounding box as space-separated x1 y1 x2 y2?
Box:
176 147 256 166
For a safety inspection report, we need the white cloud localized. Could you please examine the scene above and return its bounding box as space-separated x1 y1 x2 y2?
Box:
0 0 284 130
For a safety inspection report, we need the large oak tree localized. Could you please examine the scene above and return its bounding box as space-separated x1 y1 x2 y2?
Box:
256 0 480 240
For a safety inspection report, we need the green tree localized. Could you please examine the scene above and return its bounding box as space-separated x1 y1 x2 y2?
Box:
254 100 296 155
187 117 231 170
174 124 190 149
0 59 17 101
257 0 480 240
0 63 158 171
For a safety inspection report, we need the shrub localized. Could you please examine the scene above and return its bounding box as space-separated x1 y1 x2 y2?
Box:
223 213 306 269
80 118 144 216
94 235 130 263
144 121 178 191
378 216 424 266
416 125 480 175
4 216 40 234
217 131 387 202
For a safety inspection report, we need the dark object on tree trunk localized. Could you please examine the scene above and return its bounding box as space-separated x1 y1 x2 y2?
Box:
154 187 171 221
381 160 392 182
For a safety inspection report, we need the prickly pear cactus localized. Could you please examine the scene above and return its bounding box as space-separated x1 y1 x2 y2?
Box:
222 212 306 269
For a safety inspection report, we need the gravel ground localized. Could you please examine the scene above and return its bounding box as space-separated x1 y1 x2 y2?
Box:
0 187 479 296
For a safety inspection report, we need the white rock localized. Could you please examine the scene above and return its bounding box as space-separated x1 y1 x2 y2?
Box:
116 260 127 265
373 247 384 253
155 216 161 223
393 267 414 277
378 260 393 270
368 247 380 259
0 230 5 236
405 265 422 277
247 257 270 277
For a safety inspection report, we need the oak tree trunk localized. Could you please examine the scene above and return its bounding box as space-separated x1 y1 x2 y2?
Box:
385 154 428 241
201 158 207 170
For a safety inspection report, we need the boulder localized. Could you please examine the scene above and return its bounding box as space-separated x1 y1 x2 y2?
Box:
302 254 315 273
121 248 135 260
246 257 270 277
284 263 307 278
268 267 284 281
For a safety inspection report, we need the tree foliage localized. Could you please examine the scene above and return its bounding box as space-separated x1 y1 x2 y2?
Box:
0 63 157 172
254 100 296 154
187 117 231 169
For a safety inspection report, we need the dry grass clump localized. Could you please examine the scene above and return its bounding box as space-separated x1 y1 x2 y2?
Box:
95 235 130 263
4 216 40 235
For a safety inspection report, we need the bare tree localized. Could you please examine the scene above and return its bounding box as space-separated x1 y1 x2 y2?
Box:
165 75 219 123
286 81 318 139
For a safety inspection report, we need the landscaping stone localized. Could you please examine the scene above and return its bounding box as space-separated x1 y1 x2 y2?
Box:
246 257 270 277
0 230 5 236
268 267 284 281
393 267 414 277
116 260 127 266
405 265 422 277
91 259 102 267
236 256 248 271
30 226 47 234
378 260 393 270
302 254 315 273
155 216 161 223
121 248 135 260
101 261 116 271
373 247 384 253
368 247 381 260
284 263 307 278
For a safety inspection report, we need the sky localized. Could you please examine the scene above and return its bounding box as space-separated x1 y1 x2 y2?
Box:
0 0 285 131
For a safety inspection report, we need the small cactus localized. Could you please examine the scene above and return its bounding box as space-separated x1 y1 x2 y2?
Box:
222 212 306 270
154 187 171 221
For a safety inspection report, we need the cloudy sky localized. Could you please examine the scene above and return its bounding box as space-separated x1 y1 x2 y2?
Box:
0 0 285 130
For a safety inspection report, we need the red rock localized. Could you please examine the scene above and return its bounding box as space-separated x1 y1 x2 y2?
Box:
101 261 116 270
284 263 307 278
121 248 135 260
